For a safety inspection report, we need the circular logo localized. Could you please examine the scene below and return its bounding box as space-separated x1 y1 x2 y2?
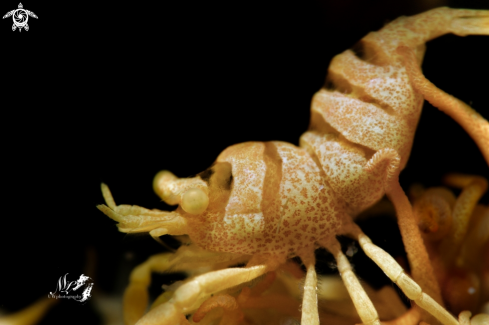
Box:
13 9 27 27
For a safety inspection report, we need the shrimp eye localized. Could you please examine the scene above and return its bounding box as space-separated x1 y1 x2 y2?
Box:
181 188 209 215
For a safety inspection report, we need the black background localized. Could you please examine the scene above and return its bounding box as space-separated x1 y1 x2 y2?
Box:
1 0 488 324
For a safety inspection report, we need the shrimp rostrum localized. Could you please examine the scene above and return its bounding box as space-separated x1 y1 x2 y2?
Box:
98 7 489 325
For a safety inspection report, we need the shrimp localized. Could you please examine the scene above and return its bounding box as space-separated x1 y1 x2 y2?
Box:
97 7 489 325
